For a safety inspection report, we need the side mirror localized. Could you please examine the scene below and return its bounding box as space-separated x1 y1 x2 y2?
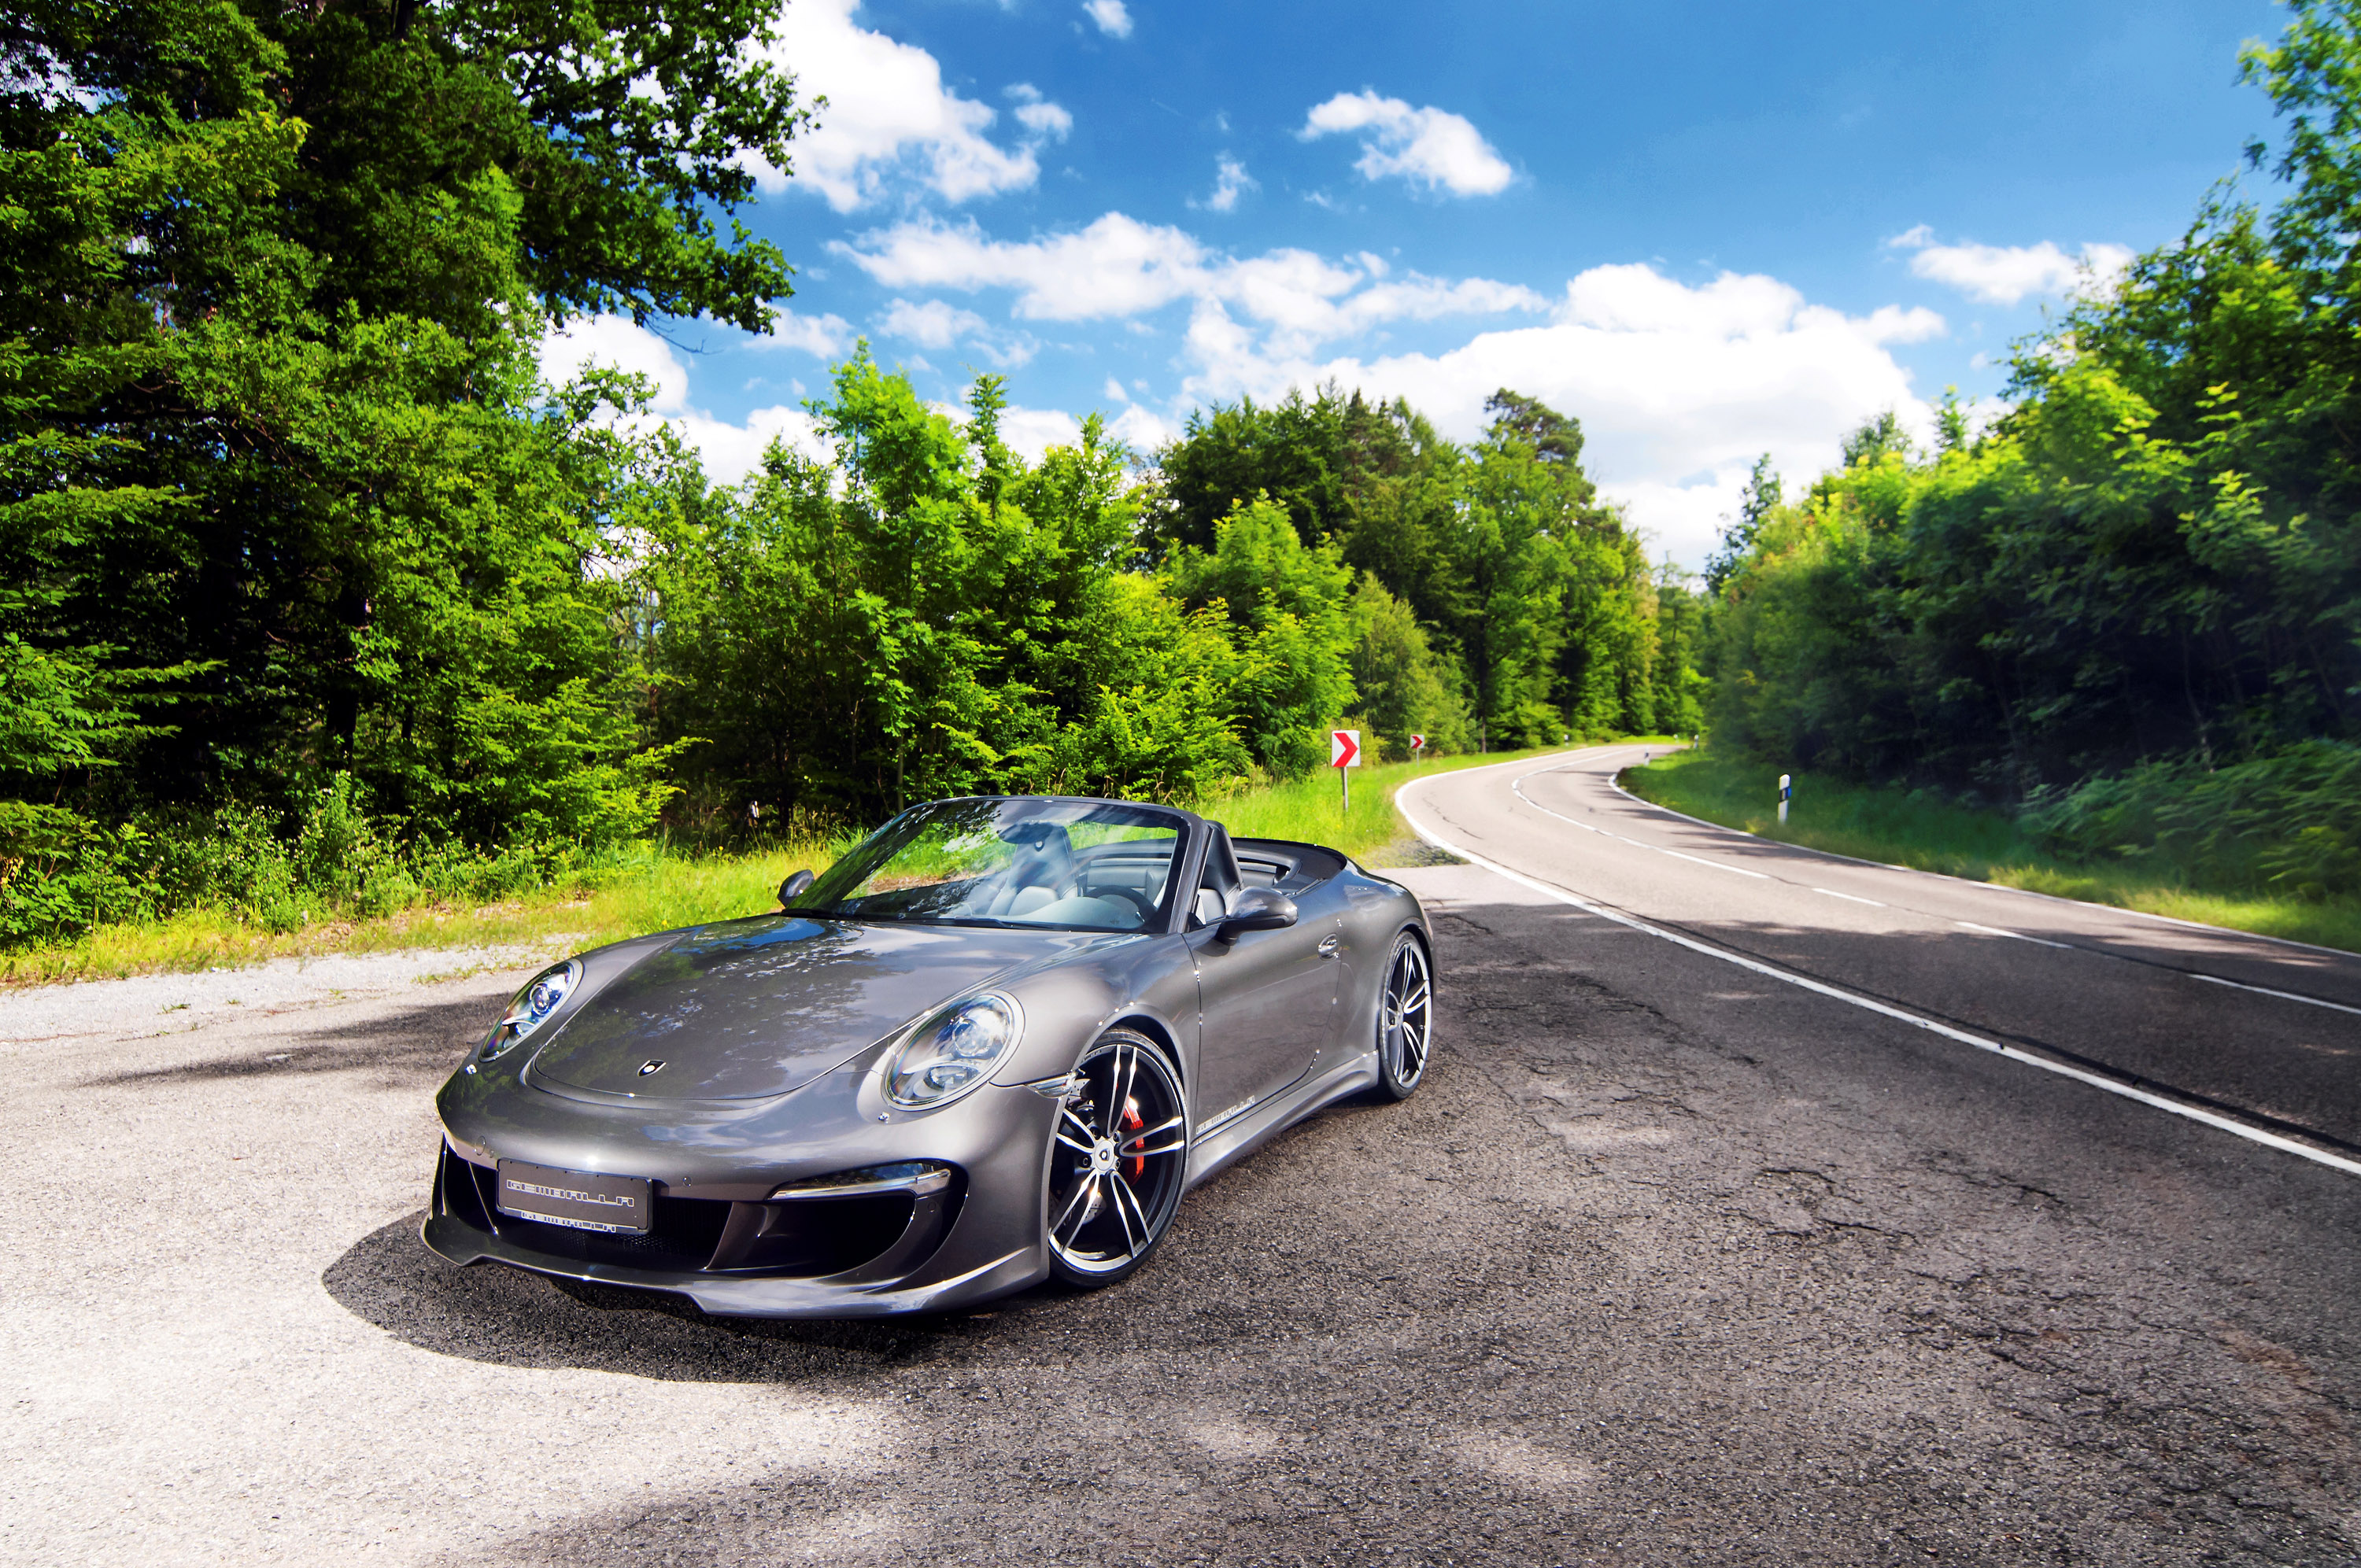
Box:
778 869 815 909
1216 887 1298 939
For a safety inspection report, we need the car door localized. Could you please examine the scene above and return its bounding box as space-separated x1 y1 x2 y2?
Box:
1188 913 1338 1131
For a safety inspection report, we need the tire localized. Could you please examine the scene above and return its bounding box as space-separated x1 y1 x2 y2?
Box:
1375 931 1434 1101
1044 1028 1188 1289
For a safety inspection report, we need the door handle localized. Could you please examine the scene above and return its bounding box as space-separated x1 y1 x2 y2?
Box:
1317 935 1340 958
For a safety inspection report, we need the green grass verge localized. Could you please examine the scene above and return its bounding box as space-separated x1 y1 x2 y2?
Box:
1620 747 2361 954
0 743 1642 987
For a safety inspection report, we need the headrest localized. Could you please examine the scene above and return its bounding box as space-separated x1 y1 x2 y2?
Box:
1201 823 1241 896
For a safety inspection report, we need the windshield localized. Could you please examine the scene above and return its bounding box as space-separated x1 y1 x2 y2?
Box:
791 798 1186 932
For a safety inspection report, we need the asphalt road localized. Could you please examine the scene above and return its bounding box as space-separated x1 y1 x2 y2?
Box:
3 752 2357 1566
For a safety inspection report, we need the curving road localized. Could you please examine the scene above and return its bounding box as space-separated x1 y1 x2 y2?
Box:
3 763 2359 1566
1401 744 2361 1166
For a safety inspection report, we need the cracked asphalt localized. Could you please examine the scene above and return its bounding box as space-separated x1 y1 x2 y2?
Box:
3 757 2358 1565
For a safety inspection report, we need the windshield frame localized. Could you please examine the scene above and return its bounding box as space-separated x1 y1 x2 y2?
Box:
785 795 1202 936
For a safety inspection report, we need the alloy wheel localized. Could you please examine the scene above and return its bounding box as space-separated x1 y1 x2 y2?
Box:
1378 935 1432 1098
1045 1031 1188 1285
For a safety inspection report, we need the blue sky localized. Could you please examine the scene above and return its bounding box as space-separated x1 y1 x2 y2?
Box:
545 0 2287 568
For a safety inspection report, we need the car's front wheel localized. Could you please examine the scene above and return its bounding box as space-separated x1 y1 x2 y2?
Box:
1044 1028 1188 1288
1375 931 1433 1100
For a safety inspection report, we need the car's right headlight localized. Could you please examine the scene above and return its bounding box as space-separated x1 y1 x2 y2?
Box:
479 960 582 1060
884 994 1025 1110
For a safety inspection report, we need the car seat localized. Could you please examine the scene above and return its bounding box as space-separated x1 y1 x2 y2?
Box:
985 822 1077 917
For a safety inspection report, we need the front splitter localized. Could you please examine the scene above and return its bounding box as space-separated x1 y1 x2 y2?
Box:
419 1212 1044 1319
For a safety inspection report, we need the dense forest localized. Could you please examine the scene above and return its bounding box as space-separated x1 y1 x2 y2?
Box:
1702 1 2361 900
0 0 1693 946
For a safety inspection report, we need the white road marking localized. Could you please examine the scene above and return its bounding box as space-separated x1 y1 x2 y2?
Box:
1554 751 2361 1016
2189 970 2361 1020
1955 921 2075 950
1396 773 2361 1183
1661 849 1770 879
1599 757 2361 960
1513 774 1768 876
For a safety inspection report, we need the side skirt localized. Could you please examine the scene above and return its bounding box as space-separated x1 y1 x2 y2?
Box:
1182 1049 1381 1190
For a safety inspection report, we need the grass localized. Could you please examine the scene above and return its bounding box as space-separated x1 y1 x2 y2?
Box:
0 743 1631 988
1620 747 2361 954
0 843 843 989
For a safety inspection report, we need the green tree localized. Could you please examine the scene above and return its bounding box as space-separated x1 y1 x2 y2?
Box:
1166 496 1361 776
645 352 1255 825
1705 455 1781 595
0 0 806 836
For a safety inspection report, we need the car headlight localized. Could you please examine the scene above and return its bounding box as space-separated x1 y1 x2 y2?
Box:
885 994 1025 1109
480 960 582 1059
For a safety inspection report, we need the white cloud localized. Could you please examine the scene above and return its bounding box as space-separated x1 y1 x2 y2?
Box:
836 212 1545 354
1886 227 2134 307
1002 406 1085 463
1103 375 1130 402
761 306 853 357
541 313 693 408
934 400 1125 465
843 212 1210 319
1005 82 1074 140
878 297 1038 367
1201 155 1256 213
1300 91 1513 197
746 0 1069 211
540 315 829 484
1014 100 1074 138
1107 404 1178 452
879 297 989 349
1172 263 1947 569
1083 0 1133 38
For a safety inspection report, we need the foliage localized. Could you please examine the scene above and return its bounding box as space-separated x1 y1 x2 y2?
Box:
0 0 808 943
0 3 1708 956
1704 2 2361 811
1151 383 1698 751
2025 740 2361 899
642 356 1257 826
1166 496 1360 776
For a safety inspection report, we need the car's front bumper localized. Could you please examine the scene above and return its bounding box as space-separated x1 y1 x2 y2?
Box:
426 1054 1063 1318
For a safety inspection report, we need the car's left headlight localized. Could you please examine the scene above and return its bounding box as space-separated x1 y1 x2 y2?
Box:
479 959 582 1060
885 994 1025 1110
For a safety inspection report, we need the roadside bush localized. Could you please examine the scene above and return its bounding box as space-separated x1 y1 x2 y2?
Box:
0 772 659 949
2026 740 2361 898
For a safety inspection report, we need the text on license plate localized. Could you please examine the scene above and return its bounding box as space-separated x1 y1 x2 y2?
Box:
495 1160 652 1234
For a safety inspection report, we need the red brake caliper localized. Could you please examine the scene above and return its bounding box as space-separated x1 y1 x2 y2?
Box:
1123 1098 1144 1179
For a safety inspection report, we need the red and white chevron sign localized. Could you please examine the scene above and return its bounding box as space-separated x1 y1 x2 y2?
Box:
1409 733 1427 753
1330 729 1361 768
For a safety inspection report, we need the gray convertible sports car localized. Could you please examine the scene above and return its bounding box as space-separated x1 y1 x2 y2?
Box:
425 794 1434 1317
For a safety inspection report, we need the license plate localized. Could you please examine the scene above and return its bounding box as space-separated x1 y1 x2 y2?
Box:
495 1160 652 1234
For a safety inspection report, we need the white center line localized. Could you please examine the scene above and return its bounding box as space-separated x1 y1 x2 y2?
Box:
1394 776 2361 1182
1661 848 1770 879
1520 755 2361 1018
1955 921 2075 950
2189 970 2361 1019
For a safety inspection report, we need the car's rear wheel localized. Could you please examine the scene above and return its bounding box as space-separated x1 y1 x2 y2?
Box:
1376 932 1433 1100
1044 1028 1188 1288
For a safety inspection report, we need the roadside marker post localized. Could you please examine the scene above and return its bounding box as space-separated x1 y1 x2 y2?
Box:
1779 773 1792 825
1331 729 1361 813
1409 733 1427 758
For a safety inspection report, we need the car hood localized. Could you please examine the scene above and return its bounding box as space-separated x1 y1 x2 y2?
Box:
527 915 1113 1101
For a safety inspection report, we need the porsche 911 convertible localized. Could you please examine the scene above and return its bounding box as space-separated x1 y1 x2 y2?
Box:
424 794 1434 1317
